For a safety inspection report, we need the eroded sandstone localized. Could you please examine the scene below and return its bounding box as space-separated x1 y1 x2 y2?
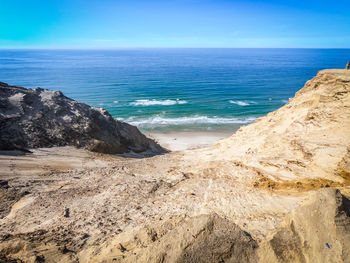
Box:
0 69 349 262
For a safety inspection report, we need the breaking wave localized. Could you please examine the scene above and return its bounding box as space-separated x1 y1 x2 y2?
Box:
120 115 256 128
130 99 188 106
229 100 256 106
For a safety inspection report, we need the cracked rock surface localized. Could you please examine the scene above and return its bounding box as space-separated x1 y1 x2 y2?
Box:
0 82 164 154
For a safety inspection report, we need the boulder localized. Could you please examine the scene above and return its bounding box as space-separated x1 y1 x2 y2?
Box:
0 82 165 154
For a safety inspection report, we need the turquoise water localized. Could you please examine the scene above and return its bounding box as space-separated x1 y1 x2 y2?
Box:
1 48 349 132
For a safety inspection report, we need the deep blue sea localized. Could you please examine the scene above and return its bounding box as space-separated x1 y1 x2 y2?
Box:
1 48 349 132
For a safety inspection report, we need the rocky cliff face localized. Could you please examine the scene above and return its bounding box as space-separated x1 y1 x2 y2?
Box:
0 82 164 154
0 70 349 263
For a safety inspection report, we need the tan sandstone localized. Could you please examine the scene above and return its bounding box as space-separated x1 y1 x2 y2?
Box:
0 69 349 262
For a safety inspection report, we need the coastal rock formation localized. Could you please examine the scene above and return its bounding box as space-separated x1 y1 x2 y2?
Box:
200 69 350 186
0 69 349 262
0 82 164 154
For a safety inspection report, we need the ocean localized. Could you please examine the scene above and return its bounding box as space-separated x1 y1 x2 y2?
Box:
1 48 349 132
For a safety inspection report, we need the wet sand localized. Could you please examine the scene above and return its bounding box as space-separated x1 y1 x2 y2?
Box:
147 130 234 151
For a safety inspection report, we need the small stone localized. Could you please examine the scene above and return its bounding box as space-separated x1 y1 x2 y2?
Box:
64 208 70 218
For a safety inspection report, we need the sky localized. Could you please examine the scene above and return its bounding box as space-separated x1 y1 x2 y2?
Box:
0 0 349 48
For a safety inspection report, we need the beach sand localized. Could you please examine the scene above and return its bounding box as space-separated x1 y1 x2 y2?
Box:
1 70 350 262
147 130 235 151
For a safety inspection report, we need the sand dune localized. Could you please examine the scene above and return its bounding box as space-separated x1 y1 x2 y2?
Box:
0 69 350 262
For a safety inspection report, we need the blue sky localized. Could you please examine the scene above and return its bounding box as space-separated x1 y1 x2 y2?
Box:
0 0 349 48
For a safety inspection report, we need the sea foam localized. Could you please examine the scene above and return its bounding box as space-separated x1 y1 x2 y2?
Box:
121 115 256 128
130 99 187 106
229 100 255 106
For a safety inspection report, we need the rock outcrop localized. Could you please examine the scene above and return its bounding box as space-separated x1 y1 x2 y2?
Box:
0 69 349 262
0 82 164 154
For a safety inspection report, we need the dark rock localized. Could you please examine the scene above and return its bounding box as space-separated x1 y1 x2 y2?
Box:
119 243 127 252
61 246 74 254
64 208 70 218
0 180 9 189
34 255 45 263
0 82 165 154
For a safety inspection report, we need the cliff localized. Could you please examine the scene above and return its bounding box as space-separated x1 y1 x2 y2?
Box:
0 69 349 263
0 82 164 154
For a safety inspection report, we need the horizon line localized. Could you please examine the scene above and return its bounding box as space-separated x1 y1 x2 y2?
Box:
1 47 350 50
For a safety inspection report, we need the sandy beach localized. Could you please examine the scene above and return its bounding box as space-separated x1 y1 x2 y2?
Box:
147 130 235 151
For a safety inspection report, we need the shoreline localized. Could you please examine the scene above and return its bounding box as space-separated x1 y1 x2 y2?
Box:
146 130 235 151
0 69 349 262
